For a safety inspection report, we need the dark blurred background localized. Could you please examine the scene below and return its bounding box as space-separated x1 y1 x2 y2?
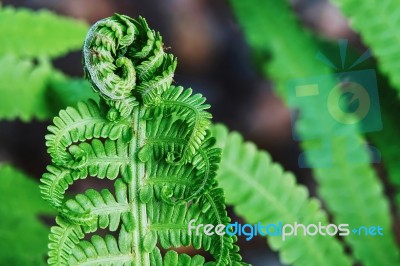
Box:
0 0 363 265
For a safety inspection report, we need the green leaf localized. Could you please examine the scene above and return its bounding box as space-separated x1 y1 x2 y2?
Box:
0 55 99 121
331 0 400 96
212 124 352 266
331 0 400 214
41 14 246 265
0 5 88 58
230 0 400 265
0 164 53 265
68 229 133 265
367 84 400 212
44 100 130 168
0 55 54 121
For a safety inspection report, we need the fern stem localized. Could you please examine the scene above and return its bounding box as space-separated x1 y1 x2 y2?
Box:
41 14 245 265
130 106 150 265
77 254 132 265
205 193 229 265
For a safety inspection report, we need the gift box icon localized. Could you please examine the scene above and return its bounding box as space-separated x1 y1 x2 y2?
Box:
287 40 382 168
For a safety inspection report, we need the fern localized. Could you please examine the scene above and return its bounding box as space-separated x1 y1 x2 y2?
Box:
0 164 53 265
230 0 400 265
331 0 400 211
330 0 400 96
41 14 246 265
212 124 352 266
367 85 400 211
0 6 95 121
0 55 54 120
0 5 88 58
0 56 96 121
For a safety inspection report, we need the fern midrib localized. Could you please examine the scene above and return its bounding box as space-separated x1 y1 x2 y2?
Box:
221 161 327 265
91 203 130 215
75 254 133 266
163 99 203 156
58 224 80 265
147 137 187 146
190 149 210 199
49 169 69 207
148 177 190 185
150 224 187 230
222 162 283 213
141 72 174 96
129 106 150 265
86 157 129 164
53 117 108 156
138 47 164 79
204 193 228 265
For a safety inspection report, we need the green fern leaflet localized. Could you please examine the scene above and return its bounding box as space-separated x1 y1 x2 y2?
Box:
212 124 352 266
40 14 246 265
0 5 88 58
0 165 54 265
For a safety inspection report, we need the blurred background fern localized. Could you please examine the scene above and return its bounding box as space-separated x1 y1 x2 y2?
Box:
0 0 399 265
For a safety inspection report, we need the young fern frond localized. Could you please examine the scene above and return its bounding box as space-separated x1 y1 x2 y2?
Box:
145 86 212 164
212 124 352 266
0 5 88 58
45 99 131 168
230 0 400 265
41 14 246 265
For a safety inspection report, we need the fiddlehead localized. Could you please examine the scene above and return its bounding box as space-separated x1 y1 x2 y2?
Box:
41 14 246 265
83 15 176 105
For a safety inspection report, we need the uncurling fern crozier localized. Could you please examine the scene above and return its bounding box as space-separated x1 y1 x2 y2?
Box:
40 14 246 265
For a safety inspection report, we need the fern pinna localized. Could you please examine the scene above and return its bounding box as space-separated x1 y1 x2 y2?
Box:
40 14 245 266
